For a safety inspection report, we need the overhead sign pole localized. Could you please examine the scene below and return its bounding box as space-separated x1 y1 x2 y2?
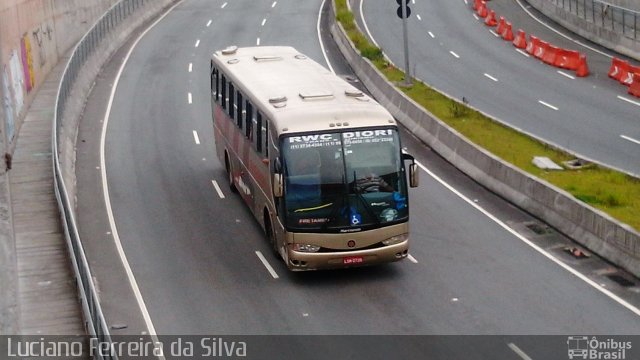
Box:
396 0 412 86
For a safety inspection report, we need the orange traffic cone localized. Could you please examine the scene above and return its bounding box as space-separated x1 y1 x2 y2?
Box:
512 29 527 49
477 1 488 18
484 10 497 26
501 21 514 41
576 54 589 77
496 16 506 34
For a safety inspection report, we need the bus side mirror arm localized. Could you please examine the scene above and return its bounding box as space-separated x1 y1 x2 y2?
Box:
403 153 419 188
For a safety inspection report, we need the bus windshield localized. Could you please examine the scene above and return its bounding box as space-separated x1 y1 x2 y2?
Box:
282 128 408 231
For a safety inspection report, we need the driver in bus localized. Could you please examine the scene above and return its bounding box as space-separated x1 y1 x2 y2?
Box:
353 167 394 193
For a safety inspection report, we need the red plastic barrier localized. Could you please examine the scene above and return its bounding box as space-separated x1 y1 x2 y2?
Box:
473 0 481 10
554 49 581 70
501 21 514 41
608 57 629 82
629 73 640 97
576 54 589 77
534 40 548 60
496 16 506 35
512 29 527 49
484 10 497 26
525 35 539 55
477 1 488 17
542 44 560 65
622 64 640 85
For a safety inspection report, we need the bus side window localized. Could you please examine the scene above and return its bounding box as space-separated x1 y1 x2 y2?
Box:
228 83 235 119
210 65 216 97
246 106 254 140
236 91 243 129
221 75 226 109
245 101 253 140
255 111 262 152
263 121 269 158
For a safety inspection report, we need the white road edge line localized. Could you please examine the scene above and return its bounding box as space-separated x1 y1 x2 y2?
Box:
193 130 200 144
449 51 460 58
407 254 419 263
538 100 558 111
489 30 500 37
272 1 277 8
473 14 479 20
221 2 227 9
100 0 186 355
484 73 498 82
516 48 530 57
261 18 267 26
621 134 640 146
188 62 192 72
256 251 279 279
508 343 533 360
617 95 640 107
188 92 192 104
317 0 335 74
194 39 200 48
557 70 575 80
211 180 225 199
360 0 382 49
428 31 435 38
256 37 260 46
417 14 422 21
414 160 640 317
206 19 212 27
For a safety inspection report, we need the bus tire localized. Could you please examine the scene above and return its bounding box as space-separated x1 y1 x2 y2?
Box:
264 211 279 257
225 152 238 193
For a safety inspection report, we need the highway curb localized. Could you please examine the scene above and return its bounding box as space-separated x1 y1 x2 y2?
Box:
328 0 640 278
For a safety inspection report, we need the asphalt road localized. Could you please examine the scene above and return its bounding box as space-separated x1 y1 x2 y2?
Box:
74 0 640 359
358 0 640 176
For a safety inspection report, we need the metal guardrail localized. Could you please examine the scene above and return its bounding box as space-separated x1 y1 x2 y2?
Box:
550 0 639 39
53 0 148 358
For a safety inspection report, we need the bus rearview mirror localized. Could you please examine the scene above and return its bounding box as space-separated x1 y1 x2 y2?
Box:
273 173 284 197
409 163 419 188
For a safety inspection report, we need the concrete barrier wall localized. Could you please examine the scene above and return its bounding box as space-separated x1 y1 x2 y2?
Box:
0 0 120 161
329 1 640 277
525 0 640 62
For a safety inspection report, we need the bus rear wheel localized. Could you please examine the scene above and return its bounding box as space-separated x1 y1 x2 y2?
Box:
225 153 238 193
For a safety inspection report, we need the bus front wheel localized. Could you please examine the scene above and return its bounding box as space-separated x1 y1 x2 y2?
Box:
264 212 279 257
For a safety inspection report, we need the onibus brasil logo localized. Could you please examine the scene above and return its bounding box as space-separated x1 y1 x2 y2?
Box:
567 336 632 359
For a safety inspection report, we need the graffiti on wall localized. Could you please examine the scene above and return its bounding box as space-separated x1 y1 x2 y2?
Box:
20 34 35 93
2 67 15 142
32 23 53 68
8 50 25 119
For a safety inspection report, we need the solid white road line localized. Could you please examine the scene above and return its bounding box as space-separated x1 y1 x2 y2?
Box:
360 0 382 49
193 130 200 144
188 92 192 104
484 73 498 82
508 343 533 360
557 70 575 80
621 134 640 146
211 180 225 199
100 0 187 355
318 0 335 74
206 19 212 27
414 160 640 317
617 95 640 107
407 254 419 263
256 251 279 279
449 51 460 58
194 39 200 48
538 100 558 110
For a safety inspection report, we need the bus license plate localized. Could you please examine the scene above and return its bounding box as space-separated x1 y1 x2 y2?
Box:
343 256 363 265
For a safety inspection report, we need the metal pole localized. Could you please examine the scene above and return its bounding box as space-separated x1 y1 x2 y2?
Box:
401 0 411 86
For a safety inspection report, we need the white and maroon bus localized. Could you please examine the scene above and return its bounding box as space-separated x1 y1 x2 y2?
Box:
210 46 418 270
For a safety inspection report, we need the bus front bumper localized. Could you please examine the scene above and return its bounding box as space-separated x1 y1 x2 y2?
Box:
286 240 409 271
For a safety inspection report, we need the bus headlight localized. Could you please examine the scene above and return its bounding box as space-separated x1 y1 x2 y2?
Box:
293 244 321 253
382 233 408 246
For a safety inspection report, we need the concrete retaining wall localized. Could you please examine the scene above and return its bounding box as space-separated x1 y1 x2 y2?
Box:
0 0 121 158
329 1 640 277
525 0 640 61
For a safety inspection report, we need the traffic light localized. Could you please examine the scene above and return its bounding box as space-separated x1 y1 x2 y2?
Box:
396 0 411 19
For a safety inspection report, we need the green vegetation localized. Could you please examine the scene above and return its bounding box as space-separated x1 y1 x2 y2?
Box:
334 0 640 231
